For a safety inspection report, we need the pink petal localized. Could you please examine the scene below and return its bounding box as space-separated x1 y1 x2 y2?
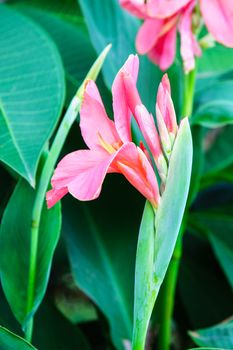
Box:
149 0 192 18
115 144 160 207
148 23 177 71
49 149 114 203
46 188 68 209
135 104 162 160
47 142 160 208
179 1 201 73
112 54 139 143
119 0 148 18
157 74 177 134
122 72 141 115
136 18 164 54
200 0 233 47
80 80 120 150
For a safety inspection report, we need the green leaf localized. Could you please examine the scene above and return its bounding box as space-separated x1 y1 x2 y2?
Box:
0 326 36 350
10 0 82 24
15 6 96 103
192 81 233 127
188 126 204 205
189 318 233 349
203 126 233 176
178 229 233 329
197 44 233 80
188 348 228 350
63 178 144 350
133 119 193 348
33 300 91 350
189 210 233 289
0 180 61 328
78 0 138 88
0 5 65 185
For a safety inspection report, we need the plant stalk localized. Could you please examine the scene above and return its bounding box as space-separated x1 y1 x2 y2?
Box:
25 97 80 342
182 68 196 118
157 223 185 350
157 67 196 350
24 44 111 342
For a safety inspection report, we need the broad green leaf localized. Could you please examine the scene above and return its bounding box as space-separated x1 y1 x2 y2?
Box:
0 326 36 350
78 0 138 88
33 300 90 350
63 178 144 350
188 126 204 205
0 180 61 328
189 318 233 349
197 44 233 80
203 126 233 176
0 284 22 337
201 164 233 189
15 6 96 103
133 119 193 348
189 211 233 289
192 81 233 127
0 272 90 350
0 5 65 185
179 227 233 328
10 0 82 24
188 348 228 350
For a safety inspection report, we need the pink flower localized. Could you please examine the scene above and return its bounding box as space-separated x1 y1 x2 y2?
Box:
156 74 178 155
46 55 161 209
200 0 233 47
113 55 169 182
120 0 233 72
112 57 179 183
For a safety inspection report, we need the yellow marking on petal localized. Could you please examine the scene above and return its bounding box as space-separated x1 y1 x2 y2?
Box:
158 16 178 38
98 133 116 154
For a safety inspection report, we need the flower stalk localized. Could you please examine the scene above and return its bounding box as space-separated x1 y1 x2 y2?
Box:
24 44 111 342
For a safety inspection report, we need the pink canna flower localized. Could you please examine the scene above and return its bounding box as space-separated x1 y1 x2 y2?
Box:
46 55 161 209
120 0 198 72
113 55 168 182
157 74 177 136
120 0 233 72
113 56 179 181
120 0 191 19
200 0 233 48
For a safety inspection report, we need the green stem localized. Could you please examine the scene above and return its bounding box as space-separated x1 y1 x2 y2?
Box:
23 45 111 343
25 319 33 342
182 68 196 118
157 222 185 350
157 67 196 350
24 96 80 341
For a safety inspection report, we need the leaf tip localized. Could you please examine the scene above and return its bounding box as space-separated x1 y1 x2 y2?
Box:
76 43 112 100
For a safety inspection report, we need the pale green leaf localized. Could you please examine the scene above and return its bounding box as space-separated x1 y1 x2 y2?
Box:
193 82 233 127
189 318 233 349
133 119 193 348
0 5 65 185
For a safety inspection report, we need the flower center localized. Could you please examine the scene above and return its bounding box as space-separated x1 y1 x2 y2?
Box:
98 133 122 154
